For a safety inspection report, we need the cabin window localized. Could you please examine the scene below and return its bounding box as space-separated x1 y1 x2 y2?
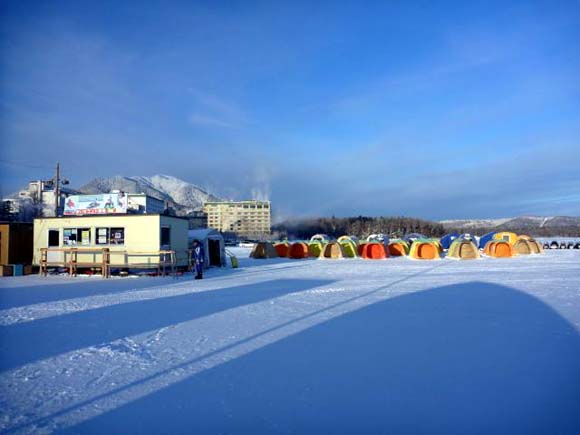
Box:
160 226 171 249
96 227 125 245
110 228 125 245
63 228 91 246
96 228 109 245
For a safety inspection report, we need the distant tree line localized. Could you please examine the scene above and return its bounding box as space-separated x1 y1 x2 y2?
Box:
272 216 446 240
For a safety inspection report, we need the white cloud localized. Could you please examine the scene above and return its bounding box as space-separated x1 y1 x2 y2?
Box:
187 88 247 129
189 113 236 128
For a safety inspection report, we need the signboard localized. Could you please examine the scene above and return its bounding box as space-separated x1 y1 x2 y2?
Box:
63 193 128 216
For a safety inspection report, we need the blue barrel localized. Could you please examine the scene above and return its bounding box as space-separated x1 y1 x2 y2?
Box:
12 264 24 276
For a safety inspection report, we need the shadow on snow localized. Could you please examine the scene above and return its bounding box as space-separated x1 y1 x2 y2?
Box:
63 281 580 435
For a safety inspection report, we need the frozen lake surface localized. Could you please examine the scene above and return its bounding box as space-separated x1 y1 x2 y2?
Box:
1 249 580 434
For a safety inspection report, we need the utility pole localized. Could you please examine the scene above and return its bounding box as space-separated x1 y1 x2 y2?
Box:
41 163 68 217
54 162 60 217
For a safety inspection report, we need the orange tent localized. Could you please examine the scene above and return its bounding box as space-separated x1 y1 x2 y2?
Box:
387 240 409 257
409 240 441 260
274 242 290 257
288 242 310 259
483 241 514 258
361 243 388 259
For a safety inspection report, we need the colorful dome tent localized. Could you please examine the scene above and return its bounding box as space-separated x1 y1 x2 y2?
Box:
308 240 325 257
513 239 533 255
409 240 441 260
514 238 543 255
361 242 388 259
319 241 346 259
288 242 310 259
517 235 542 253
310 234 330 242
529 238 543 254
494 232 518 245
387 239 409 256
440 233 459 250
338 235 359 244
478 232 497 249
483 241 514 258
338 236 358 258
274 242 290 257
250 242 279 259
447 239 480 260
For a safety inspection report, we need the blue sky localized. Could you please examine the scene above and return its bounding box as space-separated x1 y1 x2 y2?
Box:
1 0 579 220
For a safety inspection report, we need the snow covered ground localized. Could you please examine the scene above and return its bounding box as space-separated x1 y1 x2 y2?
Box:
1 249 580 434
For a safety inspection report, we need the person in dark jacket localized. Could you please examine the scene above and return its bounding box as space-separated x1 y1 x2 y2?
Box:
192 240 204 279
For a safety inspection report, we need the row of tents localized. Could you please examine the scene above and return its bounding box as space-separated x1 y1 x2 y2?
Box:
439 231 544 258
250 231 546 261
250 238 407 260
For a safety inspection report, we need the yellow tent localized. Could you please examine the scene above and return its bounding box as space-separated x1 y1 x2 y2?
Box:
529 239 543 254
308 241 325 257
337 235 358 245
447 240 480 260
250 242 279 259
340 240 358 257
514 236 543 254
319 241 346 259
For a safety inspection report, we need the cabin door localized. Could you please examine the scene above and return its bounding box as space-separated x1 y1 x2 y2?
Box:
47 229 62 263
208 239 222 266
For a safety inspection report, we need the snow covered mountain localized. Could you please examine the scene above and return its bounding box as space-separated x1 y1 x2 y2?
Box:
439 218 512 229
440 216 580 230
79 175 221 215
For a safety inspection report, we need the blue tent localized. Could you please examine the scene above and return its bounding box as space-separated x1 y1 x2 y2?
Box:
478 232 497 249
440 233 459 250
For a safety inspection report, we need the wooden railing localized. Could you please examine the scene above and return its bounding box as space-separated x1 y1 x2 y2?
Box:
39 248 178 278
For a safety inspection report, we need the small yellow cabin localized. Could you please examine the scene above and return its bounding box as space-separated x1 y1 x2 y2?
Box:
33 214 189 268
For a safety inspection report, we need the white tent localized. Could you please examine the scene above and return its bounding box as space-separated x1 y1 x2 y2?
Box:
188 229 226 268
